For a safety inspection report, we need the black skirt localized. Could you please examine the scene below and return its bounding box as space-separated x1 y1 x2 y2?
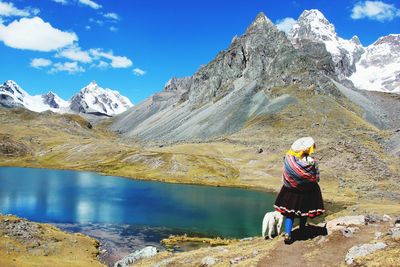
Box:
274 183 325 218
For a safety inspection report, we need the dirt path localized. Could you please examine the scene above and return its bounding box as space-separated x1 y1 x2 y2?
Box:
257 224 390 267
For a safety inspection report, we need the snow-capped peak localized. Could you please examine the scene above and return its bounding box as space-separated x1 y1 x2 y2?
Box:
288 9 364 79
349 34 400 93
69 82 133 116
1 80 134 116
42 91 69 109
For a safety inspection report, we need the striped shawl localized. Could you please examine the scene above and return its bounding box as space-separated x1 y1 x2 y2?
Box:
283 154 320 190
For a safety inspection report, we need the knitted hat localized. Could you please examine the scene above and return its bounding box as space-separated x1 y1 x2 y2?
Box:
290 137 315 152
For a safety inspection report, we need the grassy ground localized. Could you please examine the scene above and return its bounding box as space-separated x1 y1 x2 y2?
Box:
1 85 400 266
0 215 104 267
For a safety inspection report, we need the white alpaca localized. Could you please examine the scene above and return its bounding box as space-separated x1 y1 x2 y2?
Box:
262 211 283 239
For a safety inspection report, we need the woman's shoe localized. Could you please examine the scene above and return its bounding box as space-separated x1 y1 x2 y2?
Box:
283 233 293 245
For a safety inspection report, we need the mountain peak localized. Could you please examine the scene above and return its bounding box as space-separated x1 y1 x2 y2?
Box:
247 12 274 31
351 35 362 45
299 9 328 22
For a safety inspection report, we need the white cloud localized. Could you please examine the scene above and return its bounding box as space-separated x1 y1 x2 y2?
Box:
0 17 77 51
56 44 92 63
90 48 132 68
78 0 101 10
92 60 108 69
275 17 297 33
51 61 84 73
85 25 91 30
103 12 120 21
89 17 103 26
109 26 118 32
133 68 146 76
30 58 52 68
52 0 69 5
0 1 39 17
351 1 400 22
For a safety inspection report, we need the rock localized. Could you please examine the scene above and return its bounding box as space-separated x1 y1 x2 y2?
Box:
340 227 359 238
345 242 387 265
201 256 217 266
383 214 392 222
374 232 382 239
218 247 229 253
257 148 263 154
394 217 400 227
230 256 247 265
326 215 365 234
114 246 158 267
389 227 400 241
365 214 388 224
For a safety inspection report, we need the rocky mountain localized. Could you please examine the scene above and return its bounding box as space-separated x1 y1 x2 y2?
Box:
0 80 67 112
349 34 400 93
0 80 133 116
111 11 400 143
287 9 399 93
111 13 343 141
69 81 133 116
288 9 364 79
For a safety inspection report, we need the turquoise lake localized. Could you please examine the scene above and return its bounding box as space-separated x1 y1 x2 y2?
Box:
0 167 277 263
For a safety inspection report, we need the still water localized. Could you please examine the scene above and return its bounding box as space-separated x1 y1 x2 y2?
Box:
0 167 276 262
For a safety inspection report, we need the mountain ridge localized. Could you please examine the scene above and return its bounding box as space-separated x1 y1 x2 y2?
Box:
111 10 399 143
0 80 133 116
287 9 399 93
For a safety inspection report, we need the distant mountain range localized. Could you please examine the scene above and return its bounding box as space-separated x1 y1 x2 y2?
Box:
0 9 398 124
0 80 133 116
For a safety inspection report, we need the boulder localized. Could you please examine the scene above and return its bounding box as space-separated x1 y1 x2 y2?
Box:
389 227 400 241
345 242 386 265
201 256 217 266
326 215 365 234
114 246 158 267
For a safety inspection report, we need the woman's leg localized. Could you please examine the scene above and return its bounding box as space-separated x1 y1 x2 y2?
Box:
299 216 307 229
285 216 294 236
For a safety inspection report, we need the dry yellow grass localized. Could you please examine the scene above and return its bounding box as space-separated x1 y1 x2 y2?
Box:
0 215 104 267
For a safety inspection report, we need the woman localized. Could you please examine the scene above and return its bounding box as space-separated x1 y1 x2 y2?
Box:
274 137 325 244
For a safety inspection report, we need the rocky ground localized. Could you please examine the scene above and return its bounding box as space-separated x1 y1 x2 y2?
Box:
0 214 104 267
119 214 400 267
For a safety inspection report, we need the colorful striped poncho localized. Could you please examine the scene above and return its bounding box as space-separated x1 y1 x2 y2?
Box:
283 154 320 190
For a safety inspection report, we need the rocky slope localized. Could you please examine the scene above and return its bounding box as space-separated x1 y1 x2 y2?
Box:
111 12 341 141
111 11 399 143
0 80 133 116
0 214 104 267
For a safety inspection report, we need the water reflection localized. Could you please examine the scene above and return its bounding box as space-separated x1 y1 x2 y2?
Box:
0 167 276 237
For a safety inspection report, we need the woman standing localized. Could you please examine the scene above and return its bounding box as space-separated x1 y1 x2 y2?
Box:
274 137 325 244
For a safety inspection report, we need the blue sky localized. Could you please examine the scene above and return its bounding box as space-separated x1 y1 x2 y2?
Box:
0 0 399 103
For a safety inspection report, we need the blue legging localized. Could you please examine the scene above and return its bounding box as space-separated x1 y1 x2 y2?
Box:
285 216 307 235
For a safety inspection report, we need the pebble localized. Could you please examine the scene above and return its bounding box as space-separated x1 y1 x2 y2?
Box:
374 232 382 239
